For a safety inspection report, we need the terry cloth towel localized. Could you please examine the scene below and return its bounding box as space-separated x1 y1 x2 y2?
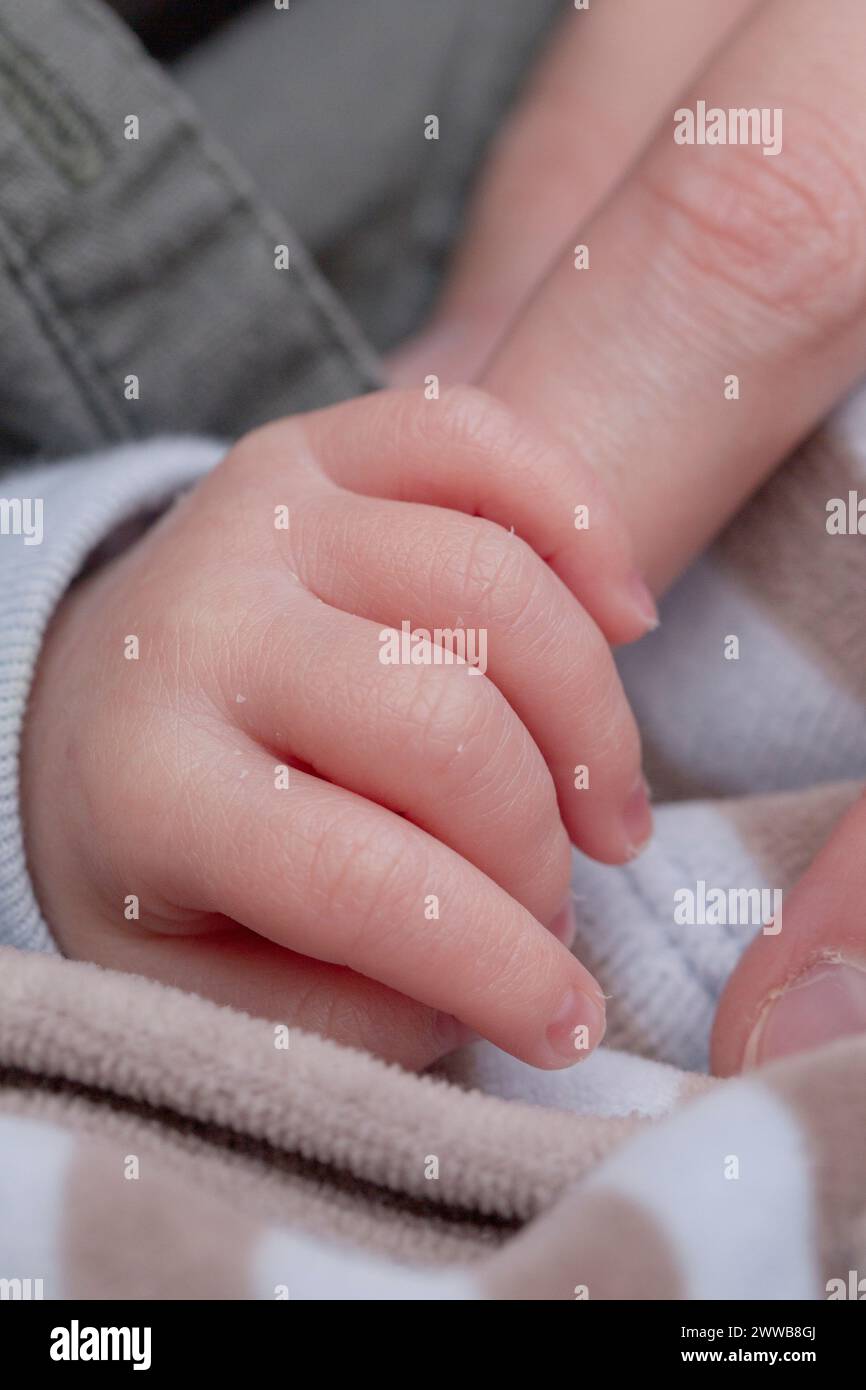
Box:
1 946 865 1300
3 372 866 1296
2 0 866 1300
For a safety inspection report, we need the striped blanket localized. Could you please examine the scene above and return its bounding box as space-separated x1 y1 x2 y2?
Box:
1 946 864 1299
3 376 866 1300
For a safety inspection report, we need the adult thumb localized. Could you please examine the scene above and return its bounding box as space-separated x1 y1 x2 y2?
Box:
712 789 866 1075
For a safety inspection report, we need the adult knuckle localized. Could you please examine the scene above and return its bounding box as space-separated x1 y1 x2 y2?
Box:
647 112 866 337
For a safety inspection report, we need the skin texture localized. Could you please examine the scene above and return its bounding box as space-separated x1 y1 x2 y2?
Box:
21 388 654 1071
712 794 866 1076
483 0 866 592
25 0 866 1074
398 0 866 1069
389 0 759 386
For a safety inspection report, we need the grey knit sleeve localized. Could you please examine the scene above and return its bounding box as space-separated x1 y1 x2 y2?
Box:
0 437 225 953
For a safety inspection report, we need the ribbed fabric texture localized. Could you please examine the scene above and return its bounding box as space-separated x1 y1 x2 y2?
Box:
0 438 224 952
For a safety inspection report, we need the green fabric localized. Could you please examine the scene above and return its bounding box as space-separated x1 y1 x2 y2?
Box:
0 0 560 465
174 0 563 351
0 0 379 464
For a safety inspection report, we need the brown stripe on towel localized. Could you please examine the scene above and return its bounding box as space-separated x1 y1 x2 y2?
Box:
0 1065 523 1248
0 948 645 1227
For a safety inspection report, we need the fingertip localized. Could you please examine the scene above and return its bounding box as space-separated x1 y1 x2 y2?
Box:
536 984 607 1069
563 776 653 868
622 776 654 859
606 571 660 646
549 898 577 949
587 574 660 649
474 907 606 1071
625 569 660 627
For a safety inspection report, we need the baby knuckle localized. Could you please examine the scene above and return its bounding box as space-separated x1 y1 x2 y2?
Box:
485 728 548 815
482 747 569 897
312 813 385 902
410 668 500 774
426 385 555 491
217 428 268 484
332 832 430 966
648 116 866 337
453 519 540 632
218 418 303 489
464 711 558 842
152 587 233 693
433 383 517 451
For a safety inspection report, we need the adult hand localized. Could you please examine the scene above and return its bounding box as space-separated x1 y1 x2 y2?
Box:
713 792 866 1074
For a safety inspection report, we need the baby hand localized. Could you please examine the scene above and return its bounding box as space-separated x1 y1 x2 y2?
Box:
22 388 653 1069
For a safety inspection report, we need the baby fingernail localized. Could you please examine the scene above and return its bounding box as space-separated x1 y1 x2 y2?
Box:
744 958 866 1068
623 775 653 856
627 571 659 632
544 986 606 1066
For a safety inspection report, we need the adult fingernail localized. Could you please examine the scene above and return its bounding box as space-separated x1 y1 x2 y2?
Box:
744 958 866 1068
544 986 606 1066
626 571 659 633
550 899 577 948
623 775 653 857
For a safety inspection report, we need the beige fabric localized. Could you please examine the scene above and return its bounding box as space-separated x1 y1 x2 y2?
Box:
481 1189 685 1301
768 1038 866 1284
3 946 866 1298
64 1146 256 1300
0 947 645 1262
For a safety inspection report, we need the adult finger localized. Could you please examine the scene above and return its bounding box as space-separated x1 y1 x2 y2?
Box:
389 0 759 383
712 789 866 1075
485 0 866 593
